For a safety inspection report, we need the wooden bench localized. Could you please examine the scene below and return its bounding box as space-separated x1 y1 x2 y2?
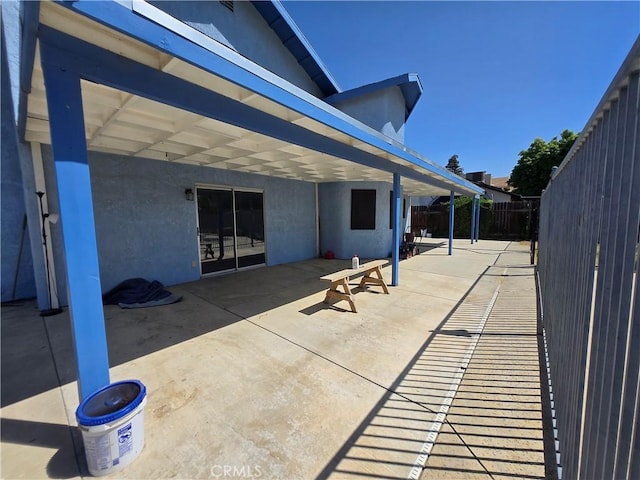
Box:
320 259 390 313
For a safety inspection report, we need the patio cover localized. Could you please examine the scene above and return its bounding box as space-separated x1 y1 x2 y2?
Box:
19 0 484 399
23 1 483 198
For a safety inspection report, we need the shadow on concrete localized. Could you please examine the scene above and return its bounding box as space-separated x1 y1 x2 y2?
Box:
0 417 85 479
1 305 61 407
1 258 361 406
413 240 513 257
314 265 492 479
414 241 446 254
316 260 548 479
421 268 547 480
301 280 388 315
432 328 472 337
2 242 548 479
299 302 352 315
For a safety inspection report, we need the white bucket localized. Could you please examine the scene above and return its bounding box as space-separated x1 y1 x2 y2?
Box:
76 380 147 476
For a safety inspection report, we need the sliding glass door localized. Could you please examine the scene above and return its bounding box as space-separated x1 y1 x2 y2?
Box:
234 191 265 268
197 187 265 274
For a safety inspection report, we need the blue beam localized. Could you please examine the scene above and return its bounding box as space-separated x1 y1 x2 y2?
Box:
250 0 340 97
470 196 477 244
448 191 455 255
391 174 402 286
40 59 110 400
38 27 465 195
55 0 484 196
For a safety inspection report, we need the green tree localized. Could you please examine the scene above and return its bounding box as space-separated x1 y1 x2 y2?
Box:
450 196 493 238
445 154 464 176
508 130 578 196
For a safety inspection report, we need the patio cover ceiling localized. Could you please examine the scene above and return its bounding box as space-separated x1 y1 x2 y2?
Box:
24 1 484 198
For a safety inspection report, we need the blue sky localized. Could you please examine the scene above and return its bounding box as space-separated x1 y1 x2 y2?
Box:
284 1 639 178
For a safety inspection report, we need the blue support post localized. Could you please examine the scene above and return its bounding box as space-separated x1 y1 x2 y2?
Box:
41 61 110 400
475 195 481 242
470 196 477 244
391 173 402 286
448 191 455 255
471 196 476 243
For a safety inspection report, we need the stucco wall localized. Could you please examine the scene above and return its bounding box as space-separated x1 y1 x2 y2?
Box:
318 181 408 260
330 87 406 143
40 147 317 299
150 1 322 97
1 28 36 302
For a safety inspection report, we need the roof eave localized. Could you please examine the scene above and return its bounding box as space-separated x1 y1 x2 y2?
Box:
251 0 341 97
47 0 482 197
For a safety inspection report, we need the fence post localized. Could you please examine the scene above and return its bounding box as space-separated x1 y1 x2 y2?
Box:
474 195 481 242
448 191 455 255
470 196 476 244
391 173 401 286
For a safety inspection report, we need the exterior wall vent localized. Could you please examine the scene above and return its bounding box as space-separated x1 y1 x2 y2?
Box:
220 1 234 12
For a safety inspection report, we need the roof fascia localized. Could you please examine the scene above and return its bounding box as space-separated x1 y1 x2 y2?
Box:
250 0 340 97
38 27 461 195
52 0 482 196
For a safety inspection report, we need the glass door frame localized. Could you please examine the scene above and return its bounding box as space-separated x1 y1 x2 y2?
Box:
195 184 266 276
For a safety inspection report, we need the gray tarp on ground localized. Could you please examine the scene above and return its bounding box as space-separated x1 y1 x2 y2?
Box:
102 278 181 309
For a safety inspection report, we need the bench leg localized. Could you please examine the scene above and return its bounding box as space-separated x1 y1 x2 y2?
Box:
358 267 390 294
323 278 357 313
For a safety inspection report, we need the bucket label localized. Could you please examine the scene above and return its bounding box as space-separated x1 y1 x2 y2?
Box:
118 422 133 458
86 434 112 471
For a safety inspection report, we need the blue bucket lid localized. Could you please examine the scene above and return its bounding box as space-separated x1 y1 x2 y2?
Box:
76 380 146 426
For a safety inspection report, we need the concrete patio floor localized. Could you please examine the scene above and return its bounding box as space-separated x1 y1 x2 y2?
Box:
1 240 550 479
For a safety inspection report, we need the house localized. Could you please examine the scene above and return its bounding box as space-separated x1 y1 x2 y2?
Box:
476 183 522 202
464 171 521 202
1 0 483 397
490 175 511 191
417 171 520 207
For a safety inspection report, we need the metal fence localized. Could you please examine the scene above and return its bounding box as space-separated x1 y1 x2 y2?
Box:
537 36 639 480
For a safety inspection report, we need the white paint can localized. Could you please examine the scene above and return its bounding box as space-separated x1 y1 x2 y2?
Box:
75 380 147 476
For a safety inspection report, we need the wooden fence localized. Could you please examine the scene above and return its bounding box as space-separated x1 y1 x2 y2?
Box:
411 200 539 240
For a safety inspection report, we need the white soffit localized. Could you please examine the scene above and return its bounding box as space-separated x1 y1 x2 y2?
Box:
28 1 462 197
